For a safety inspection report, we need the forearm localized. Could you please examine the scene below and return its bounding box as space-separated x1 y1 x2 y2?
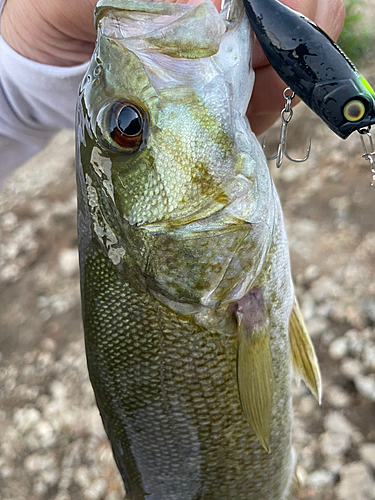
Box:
0 32 87 186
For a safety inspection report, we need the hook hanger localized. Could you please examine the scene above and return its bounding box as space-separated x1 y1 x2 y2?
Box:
358 126 375 186
263 88 311 169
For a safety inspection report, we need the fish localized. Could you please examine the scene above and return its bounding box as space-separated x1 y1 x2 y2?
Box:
242 0 375 139
75 0 321 498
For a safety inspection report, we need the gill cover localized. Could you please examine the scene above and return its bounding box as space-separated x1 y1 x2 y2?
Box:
242 0 375 139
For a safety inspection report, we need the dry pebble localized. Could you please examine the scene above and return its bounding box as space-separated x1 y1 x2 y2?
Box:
336 462 375 500
354 375 375 403
329 337 349 360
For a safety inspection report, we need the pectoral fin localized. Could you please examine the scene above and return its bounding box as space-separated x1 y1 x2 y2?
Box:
289 297 322 403
237 319 274 452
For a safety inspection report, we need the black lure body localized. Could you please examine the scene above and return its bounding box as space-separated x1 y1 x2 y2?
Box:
242 0 375 139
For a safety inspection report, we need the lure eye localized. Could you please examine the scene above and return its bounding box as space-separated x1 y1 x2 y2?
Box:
96 100 147 153
343 99 366 122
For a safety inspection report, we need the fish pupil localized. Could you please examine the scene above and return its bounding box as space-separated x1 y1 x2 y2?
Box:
117 106 143 136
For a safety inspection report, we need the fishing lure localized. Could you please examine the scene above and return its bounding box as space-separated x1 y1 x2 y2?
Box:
242 0 375 179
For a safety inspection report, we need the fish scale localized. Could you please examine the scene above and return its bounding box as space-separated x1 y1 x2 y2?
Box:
83 249 292 499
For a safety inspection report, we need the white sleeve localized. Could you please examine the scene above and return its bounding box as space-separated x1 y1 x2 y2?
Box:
0 16 89 186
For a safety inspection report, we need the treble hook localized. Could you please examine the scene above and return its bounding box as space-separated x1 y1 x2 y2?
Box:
358 126 375 186
263 88 312 169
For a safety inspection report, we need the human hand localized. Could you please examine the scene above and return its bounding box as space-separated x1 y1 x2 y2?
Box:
1 0 345 134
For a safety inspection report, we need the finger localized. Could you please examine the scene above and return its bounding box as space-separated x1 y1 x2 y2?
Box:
315 0 345 41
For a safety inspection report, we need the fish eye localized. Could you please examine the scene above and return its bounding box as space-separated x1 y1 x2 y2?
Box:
96 100 147 153
343 99 366 122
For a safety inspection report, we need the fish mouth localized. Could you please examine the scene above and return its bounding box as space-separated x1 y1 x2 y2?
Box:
94 0 244 41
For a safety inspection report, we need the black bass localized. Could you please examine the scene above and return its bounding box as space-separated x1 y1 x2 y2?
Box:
75 0 321 498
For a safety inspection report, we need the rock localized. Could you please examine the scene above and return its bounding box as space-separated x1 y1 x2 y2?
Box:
359 443 375 471
363 344 375 371
325 455 344 474
301 294 316 321
325 385 352 408
74 466 91 489
50 380 67 402
310 276 342 302
329 337 348 360
58 248 79 277
336 462 375 500
85 478 107 499
305 316 329 338
354 375 375 403
304 265 320 283
13 407 41 432
361 297 375 324
324 411 355 435
320 431 351 456
306 469 335 488
24 453 56 472
345 329 365 357
341 358 363 379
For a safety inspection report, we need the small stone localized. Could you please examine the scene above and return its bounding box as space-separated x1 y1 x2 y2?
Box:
34 420 56 447
325 385 352 408
305 316 329 338
85 478 107 499
24 453 55 472
361 297 375 324
301 294 316 322
13 407 41 432
40 337 57 352
58 248 79 277
354 375 375 403
325 455 344 474
336 462 375 500
359 443 375 471
0 465 13 478
50 380 67 401
329 337 348 360
311 276 342 302
320 431 351 456
304 265 320 282
74 466 91 489
345 329 365 357
363 344 375 371
341 358 363 379
307 469 335 488
324 411 355 435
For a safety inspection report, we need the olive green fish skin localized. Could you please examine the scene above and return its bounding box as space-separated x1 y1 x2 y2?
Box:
76 1 295 498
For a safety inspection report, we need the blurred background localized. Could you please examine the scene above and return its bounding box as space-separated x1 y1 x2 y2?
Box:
0 1 374 498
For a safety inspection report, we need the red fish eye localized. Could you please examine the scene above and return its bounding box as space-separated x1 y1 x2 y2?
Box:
110 105 144 148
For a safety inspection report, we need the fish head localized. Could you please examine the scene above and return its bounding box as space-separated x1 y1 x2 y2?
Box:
77 0 263 232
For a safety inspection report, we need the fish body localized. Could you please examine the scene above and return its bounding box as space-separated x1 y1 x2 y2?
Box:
76 1 319 498
242 0 375 139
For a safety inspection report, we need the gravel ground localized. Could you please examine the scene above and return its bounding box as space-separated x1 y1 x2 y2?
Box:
1 82 375 499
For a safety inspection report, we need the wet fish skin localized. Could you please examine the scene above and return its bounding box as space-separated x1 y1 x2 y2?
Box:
75 1 318 498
